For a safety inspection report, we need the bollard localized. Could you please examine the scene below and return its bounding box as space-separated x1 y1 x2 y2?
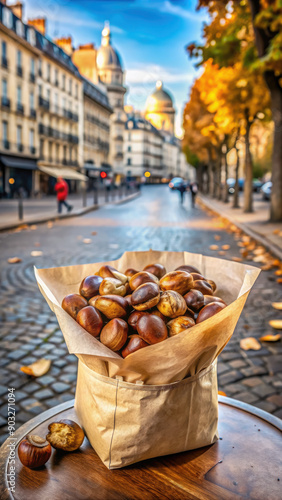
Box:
112 186 115 201
18 197 23 221
94 187 98 205
82 187 87 208
105 187 109 203
119 185 122 199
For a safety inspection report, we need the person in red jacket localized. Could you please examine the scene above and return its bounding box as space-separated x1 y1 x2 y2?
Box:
54 177 73 214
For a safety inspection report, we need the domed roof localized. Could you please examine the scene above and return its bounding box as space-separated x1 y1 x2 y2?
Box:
146 81 174 113
97 23 122 71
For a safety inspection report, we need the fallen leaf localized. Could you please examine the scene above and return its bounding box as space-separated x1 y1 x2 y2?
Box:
31 250 43 256
242 235 251 243
232 257 242 262
221 245 230 250
20 359 51 377
240 337 261 351
34 242 41 247
269 319 282 329
253 247 266 256
240 249 249 258
17 224 29 230
218 251 226 256
277 278 282 284
261 264 273 271
30 225 37 230
209 245 219 250
83 238 92 244
47 221 53 228
214 234 221 241
237 242 245 247
275 270 282 276
7 257 22 264
247 243 256 251
272 302 282 310
273 259 281 267
91 231 97 236
252 255 267 263
279 231 282 237
273 229 280 235
218 391 227 397
259 333 281 342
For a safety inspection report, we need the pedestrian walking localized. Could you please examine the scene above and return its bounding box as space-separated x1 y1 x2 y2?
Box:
190 181 198 207
178 184 186 204
54 177 73 214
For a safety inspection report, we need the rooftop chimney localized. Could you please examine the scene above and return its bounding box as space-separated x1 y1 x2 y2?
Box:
54 36 73 56
28 18 46 36
10 2 23 20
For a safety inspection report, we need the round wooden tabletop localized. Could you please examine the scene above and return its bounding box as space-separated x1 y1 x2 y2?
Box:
0 396 281 500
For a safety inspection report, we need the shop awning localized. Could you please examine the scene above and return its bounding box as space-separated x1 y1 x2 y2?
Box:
38 165 88 181
0 155 38 170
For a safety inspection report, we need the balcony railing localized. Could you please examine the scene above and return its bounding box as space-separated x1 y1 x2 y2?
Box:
16 103 24 114
17 143 24 152
38 123 79 143
1 96 10 108
30 146 36 154
17 66 23 77
30 109 36 119
1 57 8 69
29 73 35 83
38 68 42 77
1 140 10 150
114 135 123 141
38 96 50 110
0 142 37 155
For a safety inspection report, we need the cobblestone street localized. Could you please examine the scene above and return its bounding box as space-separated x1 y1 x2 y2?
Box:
0 185 282 444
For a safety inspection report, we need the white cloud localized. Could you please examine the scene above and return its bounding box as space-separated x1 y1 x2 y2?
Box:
126 64 193 86
160 1 205 21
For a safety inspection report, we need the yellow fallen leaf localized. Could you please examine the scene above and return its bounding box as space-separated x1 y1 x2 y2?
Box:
30 225 37 230
275 270 282 276
273 229 280 235
214 234 221 241
47 221 53 228
218 391 227 397
261 264 273 271
209 245 219 250
221 245 230 250
247 243 256 251
242 235 251 243
240 337 261 351
20 359 51 377
269 319 282 329
83 238 92 244
91 231 97 236
237 241 245 247
253 247 266 256
272 302 282 310
232 257 243 262
259 334 281 342
7 257 22 264
218 251 226 256
31 250 43 257
34 242 41 247
277 278 282 284
273 259 281 267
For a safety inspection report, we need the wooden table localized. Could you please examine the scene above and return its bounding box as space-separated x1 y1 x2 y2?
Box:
0 396 281 500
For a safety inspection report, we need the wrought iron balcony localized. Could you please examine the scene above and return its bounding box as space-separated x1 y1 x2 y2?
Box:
16 103 24 114
1 96 10 108
1 57 8 69
38 96 50 110
17 66 23 77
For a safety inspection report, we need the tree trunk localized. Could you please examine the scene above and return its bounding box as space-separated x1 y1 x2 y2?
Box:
243 115 253 213
264 71 282 221
212 166 217 198
223 151 229 203
233 145 240 209
217 161 222 200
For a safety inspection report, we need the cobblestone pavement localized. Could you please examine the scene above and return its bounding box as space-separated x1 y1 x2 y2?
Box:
0 185 282 444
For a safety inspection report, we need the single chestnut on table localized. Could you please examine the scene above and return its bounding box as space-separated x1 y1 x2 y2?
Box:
99 277 127 297
192 280 214 296
47 419 85 451
196 302 227 324
143 263 166 279
131 282 160 311
100 318 128 351
129 271 159 291
137 314 168 344
157 290 187 318
98 265 128 284
76 305 103 337
167 316 195 337
175 264 201 274
184 289 205 312
18 435 52 469
160 271 193 296
122 335 149 358
79 275 103 300
62 294 88 320
94 295 128 319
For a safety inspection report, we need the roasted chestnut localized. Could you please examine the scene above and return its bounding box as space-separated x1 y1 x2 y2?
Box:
160 271 193 295
137 314 168 344
76 305 103 337
203 295 226 307
192 280 213 296
206 279 217 292
18 435 51 469
124 294 132 306
79 275 103 300
131 282 160 311
88 295 100 307
190 272 205 281
143 263 166 279
62 294 88 319
128 311 149 331
175 264 200 274
47 419 85 451
167 316 195 337
157 290 187 318
94 295 128 319
149 308 169 323
196 302 226 324
124 268 139 278
184 289 205 312
99 277 127 296
129 271 159 291
98 265 128 284
121 335 149 358
100 318 128 351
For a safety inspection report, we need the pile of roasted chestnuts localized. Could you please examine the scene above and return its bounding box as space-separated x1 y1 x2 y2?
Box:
18 419 85 469
62 263 227 357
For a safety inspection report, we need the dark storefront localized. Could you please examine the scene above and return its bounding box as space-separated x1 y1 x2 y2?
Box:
0 155 38 198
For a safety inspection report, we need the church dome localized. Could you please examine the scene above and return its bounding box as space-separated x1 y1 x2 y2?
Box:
146 81 174 113
97 24 122 70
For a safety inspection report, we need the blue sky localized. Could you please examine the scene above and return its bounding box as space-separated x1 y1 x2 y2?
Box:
23 0 206 136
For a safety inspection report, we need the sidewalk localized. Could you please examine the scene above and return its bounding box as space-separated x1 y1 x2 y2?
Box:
199 192 282 260
0 189 140 231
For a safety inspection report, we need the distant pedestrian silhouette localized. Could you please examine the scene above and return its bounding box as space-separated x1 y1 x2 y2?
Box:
55 177 73 214
178 184 186 204
190 182 198 207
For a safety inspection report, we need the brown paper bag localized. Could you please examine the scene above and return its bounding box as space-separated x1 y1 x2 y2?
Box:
35 250 260 468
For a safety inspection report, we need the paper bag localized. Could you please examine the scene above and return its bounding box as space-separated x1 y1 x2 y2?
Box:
35 250 260 468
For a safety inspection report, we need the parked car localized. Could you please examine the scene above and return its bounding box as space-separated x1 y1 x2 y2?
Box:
226 178 244 194
169 177 185 190
253 179 263 192
261 181 272 200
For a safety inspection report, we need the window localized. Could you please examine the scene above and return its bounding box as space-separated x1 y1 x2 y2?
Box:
54 92 58 113
1 41 7 66
2 79 7 98
17 50 22 68
55 69 58 85
69 146 72 161
29 129 34 152
2 121 8 146
75 83 78 98
30 91 34 110
48 141 52 162
38 84 42 96
30 58 35 76
62 74 66 90
56 143 59 162
27 28 36 46
69 78 72 95
63 145 67 162
16 20 24 37
47 63 51 81
17 125 22 146
38 59 42 75
46 88 50 102
62 97 66 111
17 85 22 105
128 133 131 141
40 138 44 157
128 146 131 152
3 7 12 28
127 158 131 165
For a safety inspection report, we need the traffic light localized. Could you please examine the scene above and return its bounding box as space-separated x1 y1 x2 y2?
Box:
100 171 107 179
